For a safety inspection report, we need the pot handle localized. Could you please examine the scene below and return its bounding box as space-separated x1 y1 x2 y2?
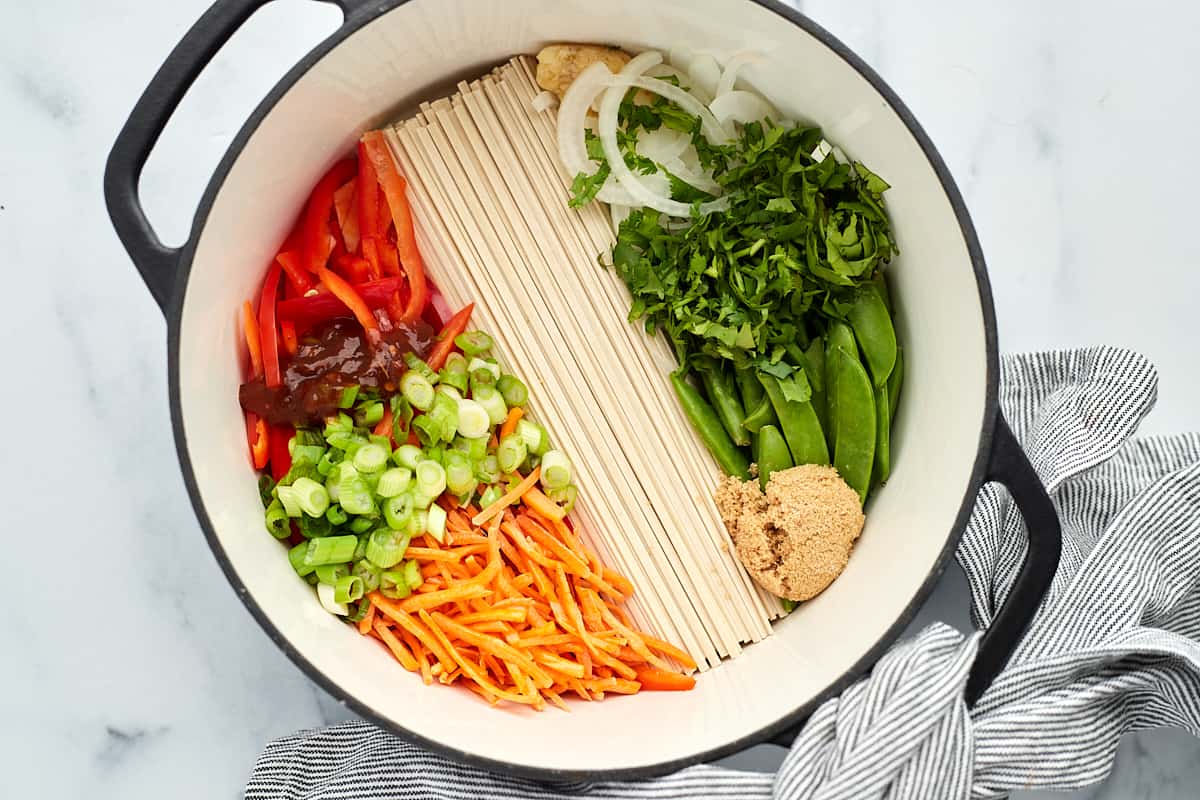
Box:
767 411 1061 747
103 0 368 313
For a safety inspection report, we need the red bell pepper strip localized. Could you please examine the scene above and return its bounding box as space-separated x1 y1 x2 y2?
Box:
303 158 357 274
275 250 313 296
333 180 360 254
361 131 428 321
372 406 394 446
276 276 402 334
335 253 371 284
242 300 263 377
258 263 283 388
246 412 270 470
378 240 400 277
270 424 293 481
425 303 475 371
356 141 382 279
279 320 298 356
317 265 380 344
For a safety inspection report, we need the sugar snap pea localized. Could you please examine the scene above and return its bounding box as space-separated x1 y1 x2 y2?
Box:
754 424 793 490
700 365 750 447
671 373 750 479
847 287 897 388
736 367 766 413
888 345 903 421
742 391 779 434
825 322 857 449
830 345 876 504
761 374 829 467
871 270 892 313
802 339 827 434
872 382 891 486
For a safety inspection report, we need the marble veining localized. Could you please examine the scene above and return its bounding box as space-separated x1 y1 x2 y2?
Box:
4 0 1199 797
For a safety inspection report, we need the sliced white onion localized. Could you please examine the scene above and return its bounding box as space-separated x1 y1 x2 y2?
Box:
645 63 686 81
668 43 695 72
317 582 349 616
622 75 734 143
599 54 730 218
709 90 778 126
688 54 722 100
555 61 637 206
636 126 690 162
531 90 558 113
661 157 722 195
610 203 634 231
810 138 833 162
715 52 763 97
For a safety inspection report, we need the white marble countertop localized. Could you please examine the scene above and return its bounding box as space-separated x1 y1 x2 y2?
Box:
5 0 1199 796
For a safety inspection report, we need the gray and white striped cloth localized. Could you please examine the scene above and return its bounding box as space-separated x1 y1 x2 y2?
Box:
246 347 1200 799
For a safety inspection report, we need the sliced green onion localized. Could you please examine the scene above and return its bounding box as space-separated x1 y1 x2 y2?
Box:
334 574 365 604
376 467 412 498
412 414 443 447
294 428 325 448
264 500 290 539
407 509 428 539
468 356 501 379
326 431 368 452
348 516 374 534
515 418 550 456
436 384 463 402
291 444 326 467
547 484 578 514
421 445 444 465
360 401 384 427
288 543 316 577
403 559 422 590
439 367 468 394
410 490 437 510
393 444 423 471
338 385 360 409
315 563 349 585
353 533 369 561
352 559 382 592
325 504 348 526
428 393 459 442
472 385 507 425
303 534 359 567
316 581 349 615
380 569 413 599
352 443 389 473
365 528 410 569
469 369 496 394
324 412 354 437
306 573 320 586
403 352 439 384
496 375 529 407
474 453 501 484
291 477 331 517
538 450 572 491
426 503 448 543
454 330 493 356
368 433 392 451
298 513 332 539
316 448 343 477
400 371 436 411
456 398 491 439
384 492 414 530
338 470 374 515
258 474 277 509
275 485 303 517
415 460 447 498
443 450 476 497
479 484 504 510
497 433 527 474
444 351 469 375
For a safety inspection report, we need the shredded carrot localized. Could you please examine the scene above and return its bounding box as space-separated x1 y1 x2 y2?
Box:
472 467 541 526
373 620 419 671
499 406 524 438
357 599 376 635
634 667 697 692
521 485 566 521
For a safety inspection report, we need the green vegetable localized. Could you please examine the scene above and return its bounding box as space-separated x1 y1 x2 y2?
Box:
352 560 382 592
802 339 828 435
497 433 527 475
761 374 829 467
454 330 493 356
846 285 896 387
264 500 290 539
415 460 447 498
829 346 876 504
671 372 750 479
314 564 349 585
400 371 436 411
334 575 365 604
380 568 412 600
888 345 903 421
735 370 765 418
303 535 359 567
497 374 529 408
700 364 749 447
338 385 360 409
824 322 857 449
754 424 793 490
872 382 891 486
288 542 316 577
365 528 409 569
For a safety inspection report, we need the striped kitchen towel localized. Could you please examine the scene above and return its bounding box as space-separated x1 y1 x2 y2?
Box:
245 347 1200 799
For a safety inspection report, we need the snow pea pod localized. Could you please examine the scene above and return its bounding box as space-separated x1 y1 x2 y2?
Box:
802 339 828 435
888 345 903 421
754 424 793 490
872 382 891 486
825 322 857 449
871 270 892 313
742 390 779 434
701 365 750 447
830 345 876 504
736 367 766 414
761 374 829 467
671 373 750 479
847 287 897 388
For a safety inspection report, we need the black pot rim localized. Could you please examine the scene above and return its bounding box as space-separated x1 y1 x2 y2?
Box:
165 0 998 782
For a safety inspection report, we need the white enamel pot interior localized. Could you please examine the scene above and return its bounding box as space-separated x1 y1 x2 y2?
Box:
104 0 1052 779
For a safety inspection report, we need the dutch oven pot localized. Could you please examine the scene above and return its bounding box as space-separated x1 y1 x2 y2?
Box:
104 0 1062 779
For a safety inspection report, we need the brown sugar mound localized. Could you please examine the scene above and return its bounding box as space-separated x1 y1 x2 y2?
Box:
715 464 865 602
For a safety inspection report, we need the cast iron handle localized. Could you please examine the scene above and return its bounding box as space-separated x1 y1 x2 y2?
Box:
769 411 1062 746
103 0 369 313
